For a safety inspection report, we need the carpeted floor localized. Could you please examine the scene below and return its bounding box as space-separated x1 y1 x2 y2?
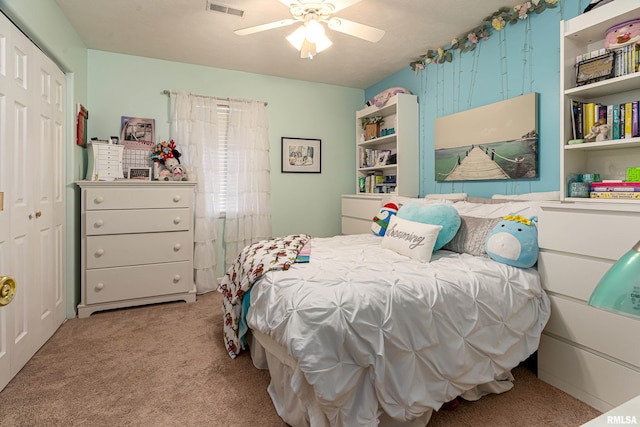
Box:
0 291 600 427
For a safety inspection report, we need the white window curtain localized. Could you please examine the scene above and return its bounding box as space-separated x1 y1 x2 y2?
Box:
170 91 271 294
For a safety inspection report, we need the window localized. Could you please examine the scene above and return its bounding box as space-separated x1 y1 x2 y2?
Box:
217 102 230 213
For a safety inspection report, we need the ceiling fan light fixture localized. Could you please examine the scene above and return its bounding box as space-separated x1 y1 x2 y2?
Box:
286 22 332 59
286 25 306 50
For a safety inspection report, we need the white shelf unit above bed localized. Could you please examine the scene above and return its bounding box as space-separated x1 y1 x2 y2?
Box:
355 93 419 197
559 0 640 204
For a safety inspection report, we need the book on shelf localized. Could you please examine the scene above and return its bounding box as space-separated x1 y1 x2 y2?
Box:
591 181 640 191
590 191 640 199
569 99 640 142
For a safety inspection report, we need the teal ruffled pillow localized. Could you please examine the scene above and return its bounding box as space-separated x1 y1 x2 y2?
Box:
397 203 461 251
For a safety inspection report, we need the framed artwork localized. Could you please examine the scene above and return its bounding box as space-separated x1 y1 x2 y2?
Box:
128 167 152 181
434 92 538 182
120 116 155 144
281 137 321 173
76 104 88 147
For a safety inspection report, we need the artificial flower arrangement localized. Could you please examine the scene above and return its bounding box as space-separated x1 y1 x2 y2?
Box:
410 0 559 71
361 116 385 129
151 139 177 163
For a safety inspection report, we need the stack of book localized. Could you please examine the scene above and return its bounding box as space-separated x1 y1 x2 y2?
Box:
590 181 640 199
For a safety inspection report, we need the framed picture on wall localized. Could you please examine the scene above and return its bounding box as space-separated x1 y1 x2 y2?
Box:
281 137 321 173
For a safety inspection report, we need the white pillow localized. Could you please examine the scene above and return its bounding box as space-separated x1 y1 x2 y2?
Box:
491 191 560 201
424 192 467 201
381 216 442 263
452 200 541 219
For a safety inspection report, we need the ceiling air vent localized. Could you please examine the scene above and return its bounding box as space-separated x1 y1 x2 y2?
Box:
206 1 245 17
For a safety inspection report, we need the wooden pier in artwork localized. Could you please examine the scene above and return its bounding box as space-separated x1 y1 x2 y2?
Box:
445 146 510 181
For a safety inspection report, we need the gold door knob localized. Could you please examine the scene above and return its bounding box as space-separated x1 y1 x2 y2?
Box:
0 276 16 306
35 211 42 218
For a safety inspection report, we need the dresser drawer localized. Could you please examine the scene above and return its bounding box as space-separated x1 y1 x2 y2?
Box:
84 187 193 210
538 251 613 301
86 261 192 304
86 231 192 268
341 195 382 220
85 208 190 235
544 294 640 369
538 205 640 260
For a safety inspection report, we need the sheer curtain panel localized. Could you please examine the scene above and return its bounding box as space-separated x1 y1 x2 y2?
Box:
170 92 271 294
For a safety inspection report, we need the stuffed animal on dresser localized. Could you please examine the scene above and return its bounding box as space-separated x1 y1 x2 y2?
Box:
151 139 195 181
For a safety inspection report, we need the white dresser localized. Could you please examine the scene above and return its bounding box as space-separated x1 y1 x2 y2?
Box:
341 194 384 235
76 181 197 318
537 202 640 412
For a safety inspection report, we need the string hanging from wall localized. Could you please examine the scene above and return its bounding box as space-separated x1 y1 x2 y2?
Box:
466 42 482 109
498 29 510 101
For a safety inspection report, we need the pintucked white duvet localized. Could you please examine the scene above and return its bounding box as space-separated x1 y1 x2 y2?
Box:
246 234 550 426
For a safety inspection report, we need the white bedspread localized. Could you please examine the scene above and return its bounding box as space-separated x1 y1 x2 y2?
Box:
246 234 550 426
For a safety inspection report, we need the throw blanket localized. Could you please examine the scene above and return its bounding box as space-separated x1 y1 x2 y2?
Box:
218 234 311 358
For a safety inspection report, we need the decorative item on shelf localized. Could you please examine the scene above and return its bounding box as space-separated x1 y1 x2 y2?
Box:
588 240 640 320
584 118 611 142
604 19 640 50
576 52 615 86
361 116 384 140
627 167 640 181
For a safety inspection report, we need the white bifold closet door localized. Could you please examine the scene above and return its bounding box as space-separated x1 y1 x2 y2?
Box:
0 12 66 392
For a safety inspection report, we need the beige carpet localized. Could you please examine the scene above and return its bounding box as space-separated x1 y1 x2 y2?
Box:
0 291 600 427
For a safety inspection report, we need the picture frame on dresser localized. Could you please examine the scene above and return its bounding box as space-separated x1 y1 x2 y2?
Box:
128 167 152 180
281 137 321 173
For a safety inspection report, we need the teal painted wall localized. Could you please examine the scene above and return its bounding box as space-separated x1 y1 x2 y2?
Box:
1 0 88 318
366 2 586 198
87 50 363 239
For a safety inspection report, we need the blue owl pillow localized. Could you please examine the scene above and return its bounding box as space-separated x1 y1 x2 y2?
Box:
485 214 539 268
371 203 399 236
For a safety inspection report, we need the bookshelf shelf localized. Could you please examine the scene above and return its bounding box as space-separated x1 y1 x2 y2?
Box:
560 0 640 202
354 93 418 196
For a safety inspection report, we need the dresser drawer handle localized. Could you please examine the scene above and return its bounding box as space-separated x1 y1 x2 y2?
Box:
94 220 104 228
173 217 181 225
173 275 181 283
173 244 181 252
95 283 104 291
173 195 181 203
95 249 105 257
94 196 104 204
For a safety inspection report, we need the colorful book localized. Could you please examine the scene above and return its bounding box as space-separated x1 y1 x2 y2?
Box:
607 104 614 140
590 191 640 199
625 102 633 139
590 186 640 192
619 104 626 138
583 102 596 137
591 181 640 188
612 104 620 139
633 101 639 138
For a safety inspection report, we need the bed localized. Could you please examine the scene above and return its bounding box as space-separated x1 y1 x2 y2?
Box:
218 198 551 427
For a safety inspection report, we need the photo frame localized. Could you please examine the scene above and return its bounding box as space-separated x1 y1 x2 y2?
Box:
120 116 155 144
128 167 152 181
76 104 88 147
281 137 321 173
576 52 615 86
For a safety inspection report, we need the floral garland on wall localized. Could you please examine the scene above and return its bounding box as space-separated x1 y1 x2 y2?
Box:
409 0 559 72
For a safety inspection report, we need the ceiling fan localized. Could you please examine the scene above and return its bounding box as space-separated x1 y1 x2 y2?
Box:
234 0 385 59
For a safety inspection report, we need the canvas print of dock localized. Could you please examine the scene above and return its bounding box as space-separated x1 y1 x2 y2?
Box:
434 93 538 182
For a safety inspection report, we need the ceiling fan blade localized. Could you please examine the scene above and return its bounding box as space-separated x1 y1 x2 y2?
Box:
278 0 363 13
327 17 384 43
326 0 364 13
234 18 296 36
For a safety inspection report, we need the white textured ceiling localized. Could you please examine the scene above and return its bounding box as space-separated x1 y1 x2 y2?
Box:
55 0 513 89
